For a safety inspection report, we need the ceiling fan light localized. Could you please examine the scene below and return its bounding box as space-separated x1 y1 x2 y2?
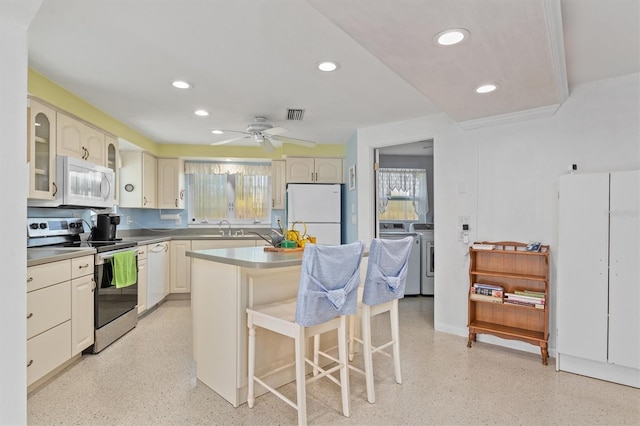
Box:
171 80 191 89
434 29 469 46
317 61 339 72
211 129 224 135
254 134 264 142
475 83 498 94
194 109 209 117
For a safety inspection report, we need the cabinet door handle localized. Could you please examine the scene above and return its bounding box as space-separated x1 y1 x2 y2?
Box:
27 313 33 319
78 263 90 269
143 196 147 206
91 279 96 292
52 182 58 197
175 199 178 207
27 277 33 283
27 360 33 368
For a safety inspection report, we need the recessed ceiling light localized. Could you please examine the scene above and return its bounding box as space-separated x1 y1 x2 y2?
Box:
211 129 224 135
194 109 209 117
434 29 469 46
172 80 191 89
476 84 498 94
317 61 339 72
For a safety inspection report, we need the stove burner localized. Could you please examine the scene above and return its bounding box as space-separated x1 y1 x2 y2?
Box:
63 239 123 248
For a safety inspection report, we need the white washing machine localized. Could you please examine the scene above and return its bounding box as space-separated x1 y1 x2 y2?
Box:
410 223 434 295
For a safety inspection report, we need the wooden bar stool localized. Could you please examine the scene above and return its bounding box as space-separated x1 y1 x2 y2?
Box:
348 237 413 403
246 241 365 425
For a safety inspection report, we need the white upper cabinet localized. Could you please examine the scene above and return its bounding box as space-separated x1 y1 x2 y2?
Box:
105 136 119 204
271 160 286 209
157 158 185 209
28 99 57 200
56 112 105 166
119 151 157 208
285 157 343 183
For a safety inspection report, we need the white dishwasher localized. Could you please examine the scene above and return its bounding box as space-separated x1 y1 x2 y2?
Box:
147 242 169 309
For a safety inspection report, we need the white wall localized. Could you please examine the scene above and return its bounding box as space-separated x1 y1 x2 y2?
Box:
0 2 43 424
357 73 640 356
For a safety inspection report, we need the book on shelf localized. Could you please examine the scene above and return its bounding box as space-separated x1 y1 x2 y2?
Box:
470 287 503 297
469 293 503 303
503 299 545 309
472 243 495 250
473 283 504 291
504 292 545 305
515 290 546 298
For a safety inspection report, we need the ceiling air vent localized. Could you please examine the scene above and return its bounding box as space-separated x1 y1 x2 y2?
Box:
286 109 305 121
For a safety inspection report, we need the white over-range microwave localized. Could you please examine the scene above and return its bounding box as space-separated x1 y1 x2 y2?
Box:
28 156 115 209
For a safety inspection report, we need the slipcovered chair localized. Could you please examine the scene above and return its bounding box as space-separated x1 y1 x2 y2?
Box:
246 241 365 425
344 237 413 403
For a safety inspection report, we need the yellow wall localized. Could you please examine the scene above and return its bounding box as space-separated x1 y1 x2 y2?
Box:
27 69 346 158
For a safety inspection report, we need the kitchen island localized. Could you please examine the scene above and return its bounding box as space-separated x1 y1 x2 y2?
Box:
187 245 367 407
187 246 307 407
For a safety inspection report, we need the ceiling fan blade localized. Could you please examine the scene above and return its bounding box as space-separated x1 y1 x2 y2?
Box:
263 126 288 136
271 135 317 148
211 135 250 146
261 138 275 153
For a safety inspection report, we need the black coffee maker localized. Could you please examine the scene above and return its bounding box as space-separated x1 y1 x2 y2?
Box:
93 214 120 241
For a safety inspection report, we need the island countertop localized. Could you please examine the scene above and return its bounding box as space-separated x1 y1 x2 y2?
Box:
186 246 304 269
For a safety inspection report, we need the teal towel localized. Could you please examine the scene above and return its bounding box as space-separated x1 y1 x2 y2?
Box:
112 250 137 288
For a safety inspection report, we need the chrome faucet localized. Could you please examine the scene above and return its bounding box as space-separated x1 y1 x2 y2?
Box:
218 219 231 236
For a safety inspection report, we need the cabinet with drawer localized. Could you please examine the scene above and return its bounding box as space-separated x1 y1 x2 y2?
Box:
71 255 95 356
26 259 72 387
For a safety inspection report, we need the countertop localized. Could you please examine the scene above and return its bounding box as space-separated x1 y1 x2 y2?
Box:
27 247 96 267
27 233 271 266
186 246 304 269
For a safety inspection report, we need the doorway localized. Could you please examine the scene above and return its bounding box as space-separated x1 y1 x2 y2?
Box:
374 139 435 298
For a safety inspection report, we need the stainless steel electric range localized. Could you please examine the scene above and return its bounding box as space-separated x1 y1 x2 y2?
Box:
27 217 139 353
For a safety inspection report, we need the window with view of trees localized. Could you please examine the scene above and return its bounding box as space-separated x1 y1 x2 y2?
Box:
186 161 271 224
377 168 428 221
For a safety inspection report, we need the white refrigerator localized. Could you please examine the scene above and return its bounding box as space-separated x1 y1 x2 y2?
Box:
287 184 342 245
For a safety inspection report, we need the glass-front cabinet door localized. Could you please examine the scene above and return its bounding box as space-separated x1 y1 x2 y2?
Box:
105 135 119 204
28 99 57 200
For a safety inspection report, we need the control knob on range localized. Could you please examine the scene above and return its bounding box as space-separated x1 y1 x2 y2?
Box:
29 223 39 230
39 223 47 229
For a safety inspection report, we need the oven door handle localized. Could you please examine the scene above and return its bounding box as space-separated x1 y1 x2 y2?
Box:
96 247 139 264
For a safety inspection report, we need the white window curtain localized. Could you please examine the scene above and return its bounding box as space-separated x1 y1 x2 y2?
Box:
377 168 428 219
185 161 271 221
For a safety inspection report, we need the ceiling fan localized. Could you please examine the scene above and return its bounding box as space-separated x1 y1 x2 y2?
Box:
210 116 317 152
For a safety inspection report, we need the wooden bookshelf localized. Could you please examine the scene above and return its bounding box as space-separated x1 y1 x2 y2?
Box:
467 241 550 365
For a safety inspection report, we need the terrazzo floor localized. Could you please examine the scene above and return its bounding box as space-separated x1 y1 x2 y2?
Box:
28 298 639 425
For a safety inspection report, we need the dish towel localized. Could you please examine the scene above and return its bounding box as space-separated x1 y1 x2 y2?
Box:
112 250 137 288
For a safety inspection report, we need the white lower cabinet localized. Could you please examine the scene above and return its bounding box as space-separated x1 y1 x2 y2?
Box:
171 239 258 296
71 275 95 356
558 170 640 388
71 255 95 356
27 260 73 388
27 321 72 387
171 240 191 293
137 245 148 314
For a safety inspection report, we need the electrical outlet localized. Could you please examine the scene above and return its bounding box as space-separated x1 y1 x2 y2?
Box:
175 217 181 225
275 215 281 223
126 216 132 224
